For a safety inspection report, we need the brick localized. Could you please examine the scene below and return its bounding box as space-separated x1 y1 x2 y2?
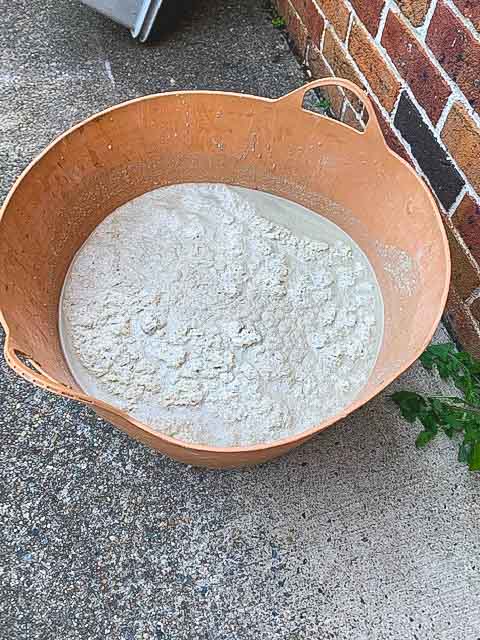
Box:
441 102 480 194
306 45 345 116
308 43 332 78
453 0 480 31
324 87 345 117
382 11 451 124
397 0 431 27
470 297 480 325
444 221 480 300
321 85 345 117
349 0 385 36
290 0 325 45
431 191 449 215
445 289 480 358
342 103 364 131
427 1 480 113
349 21 401 112
452 193 480 266
316 0 351 40
371 102 413 163
394 92 465 209
303 46 343 116
322 28 365 110
282 0 309 56
326 87 345 118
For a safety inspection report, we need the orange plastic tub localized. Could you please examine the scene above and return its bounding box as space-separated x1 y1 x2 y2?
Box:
0 79 450 468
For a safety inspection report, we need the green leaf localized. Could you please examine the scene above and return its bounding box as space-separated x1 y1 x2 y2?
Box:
435 403 471 430
397 344 480 471
429 399 447 424
456 351 480 376
419 411 438 432
416 430 437 448
420 344 448 370
458 442 472 463
443 411 466 429
391 391 428 423
463 424 480 443
313 97 331 111
421 344 480 404
468 442 480 471
423 344 457 361
420 344 456 378
453 372 478 404
272 16 286 28
419 352 434 371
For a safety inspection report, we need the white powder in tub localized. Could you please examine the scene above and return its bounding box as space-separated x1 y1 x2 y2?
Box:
60 183 384 446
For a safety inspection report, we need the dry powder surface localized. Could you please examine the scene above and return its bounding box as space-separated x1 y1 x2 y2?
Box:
60 184 384 446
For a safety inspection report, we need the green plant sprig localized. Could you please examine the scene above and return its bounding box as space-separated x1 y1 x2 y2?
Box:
272 15 286 28
392 343 480 471
312 97 332 111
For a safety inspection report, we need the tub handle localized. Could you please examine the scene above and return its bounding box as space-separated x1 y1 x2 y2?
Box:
278 77 385 143
5 340 73 395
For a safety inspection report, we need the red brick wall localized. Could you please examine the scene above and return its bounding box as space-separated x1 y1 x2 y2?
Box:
274 0 480 355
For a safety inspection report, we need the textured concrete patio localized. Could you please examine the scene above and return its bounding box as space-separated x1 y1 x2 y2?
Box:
1 2 479 638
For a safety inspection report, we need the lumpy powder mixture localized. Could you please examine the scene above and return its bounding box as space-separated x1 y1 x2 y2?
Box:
60 183 384 446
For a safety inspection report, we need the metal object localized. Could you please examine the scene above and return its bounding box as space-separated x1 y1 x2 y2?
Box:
80 0 165 42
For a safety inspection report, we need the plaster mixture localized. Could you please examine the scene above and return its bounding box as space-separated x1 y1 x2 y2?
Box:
60 183 384 446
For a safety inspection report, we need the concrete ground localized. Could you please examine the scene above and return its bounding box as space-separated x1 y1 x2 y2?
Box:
1 1 479 638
